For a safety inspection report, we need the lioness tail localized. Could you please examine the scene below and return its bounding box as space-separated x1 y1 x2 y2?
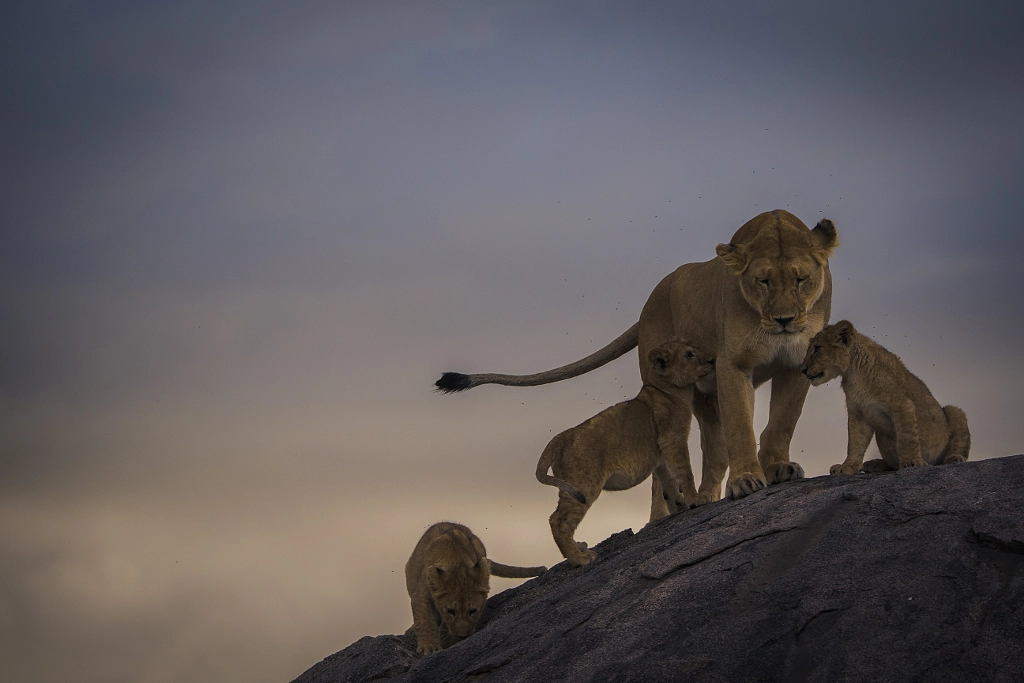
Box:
536 433 587 505
435 322 640 393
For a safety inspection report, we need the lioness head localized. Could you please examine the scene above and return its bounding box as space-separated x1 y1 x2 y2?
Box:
646 337 715 388
427 560 489 640
801 320 855 386
715 214 838 335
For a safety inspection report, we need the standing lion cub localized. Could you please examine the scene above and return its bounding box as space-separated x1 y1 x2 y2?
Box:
405 522 545 655
801 320 970 474
536 338 715 566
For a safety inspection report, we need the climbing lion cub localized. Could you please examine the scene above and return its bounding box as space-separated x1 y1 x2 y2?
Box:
801 320 970 474
536 338 715 566
405 522 545 655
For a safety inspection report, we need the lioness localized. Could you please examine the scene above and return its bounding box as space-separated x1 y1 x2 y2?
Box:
536 338 715 566
437 210 838 507
405 522 545 655
801 320 970 474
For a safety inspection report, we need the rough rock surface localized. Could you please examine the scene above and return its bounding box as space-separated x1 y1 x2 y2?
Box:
291 455 1024 683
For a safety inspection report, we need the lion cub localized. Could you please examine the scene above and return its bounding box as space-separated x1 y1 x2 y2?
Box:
405 522 545 655
536 338 715 566
801 320 970 475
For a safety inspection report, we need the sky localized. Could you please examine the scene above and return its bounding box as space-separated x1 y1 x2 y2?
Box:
2 2 1023 681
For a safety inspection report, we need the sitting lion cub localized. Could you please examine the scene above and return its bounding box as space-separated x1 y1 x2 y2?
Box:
405 522 545 654
801 320 970 474
536 337 715 566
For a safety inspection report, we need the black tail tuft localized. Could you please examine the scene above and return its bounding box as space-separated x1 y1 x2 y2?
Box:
435 372 472 393
573 491 587 505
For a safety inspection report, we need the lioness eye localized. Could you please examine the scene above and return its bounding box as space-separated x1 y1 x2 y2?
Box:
685 351 694 358
447 608 456 616
468 608 477 615
796 276 807 285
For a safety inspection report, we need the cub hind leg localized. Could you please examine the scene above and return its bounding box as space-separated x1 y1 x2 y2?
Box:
941 405 971 464
549 490 598 566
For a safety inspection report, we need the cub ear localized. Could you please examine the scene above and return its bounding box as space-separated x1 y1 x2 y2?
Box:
647 347 670 372
428 565 445 589
810 219 839 257
715 242 749 273
834 319 854 346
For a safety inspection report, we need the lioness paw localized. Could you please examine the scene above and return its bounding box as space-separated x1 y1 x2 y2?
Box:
727 472 767 499
943 454 968 464
830 462 861 476
765 461 805 484
692 492 717 507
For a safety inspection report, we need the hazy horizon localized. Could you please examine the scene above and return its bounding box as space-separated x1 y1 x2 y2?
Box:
3 2 1023 682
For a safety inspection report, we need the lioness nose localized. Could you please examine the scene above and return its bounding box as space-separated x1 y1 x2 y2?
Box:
775 316 794 328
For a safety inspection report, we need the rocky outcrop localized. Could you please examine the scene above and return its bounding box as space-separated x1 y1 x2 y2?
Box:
291 455 1024 683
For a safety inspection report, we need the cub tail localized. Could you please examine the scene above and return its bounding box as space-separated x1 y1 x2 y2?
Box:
487 560 547 579
535 432 587 505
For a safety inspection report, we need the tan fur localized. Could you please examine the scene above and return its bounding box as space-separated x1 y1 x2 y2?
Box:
405 522 545 655
536 339 714 566
640 210 838 509
436 210 838 510
801 320 971 475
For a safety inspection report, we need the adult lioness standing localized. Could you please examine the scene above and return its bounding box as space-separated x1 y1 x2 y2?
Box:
437 210 838 506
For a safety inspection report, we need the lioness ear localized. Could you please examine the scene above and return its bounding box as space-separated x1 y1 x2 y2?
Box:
834 320 854 346
810 219 839 257
715 242 749 273
647 347 670 372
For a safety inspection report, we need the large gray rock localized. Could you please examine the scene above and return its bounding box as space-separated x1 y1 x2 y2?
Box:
291 455 1024 683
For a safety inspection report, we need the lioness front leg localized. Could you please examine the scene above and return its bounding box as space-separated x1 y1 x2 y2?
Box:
550 491 598 566
831 410 873 475
693 392 727 505
758 368 808 484
717 364 766 499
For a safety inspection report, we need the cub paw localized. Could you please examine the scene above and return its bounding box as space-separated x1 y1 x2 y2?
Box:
943 454 968 464
764 461 805 484
568 549 598 567
727 472 767 499
898 458 927 469
861 459 893 473
830 462 861 476
416 642 441 655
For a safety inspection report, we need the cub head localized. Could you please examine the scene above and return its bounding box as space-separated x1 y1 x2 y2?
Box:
426 532 491 641
646 337 715 389
801 320 856 386
716 215 838 335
